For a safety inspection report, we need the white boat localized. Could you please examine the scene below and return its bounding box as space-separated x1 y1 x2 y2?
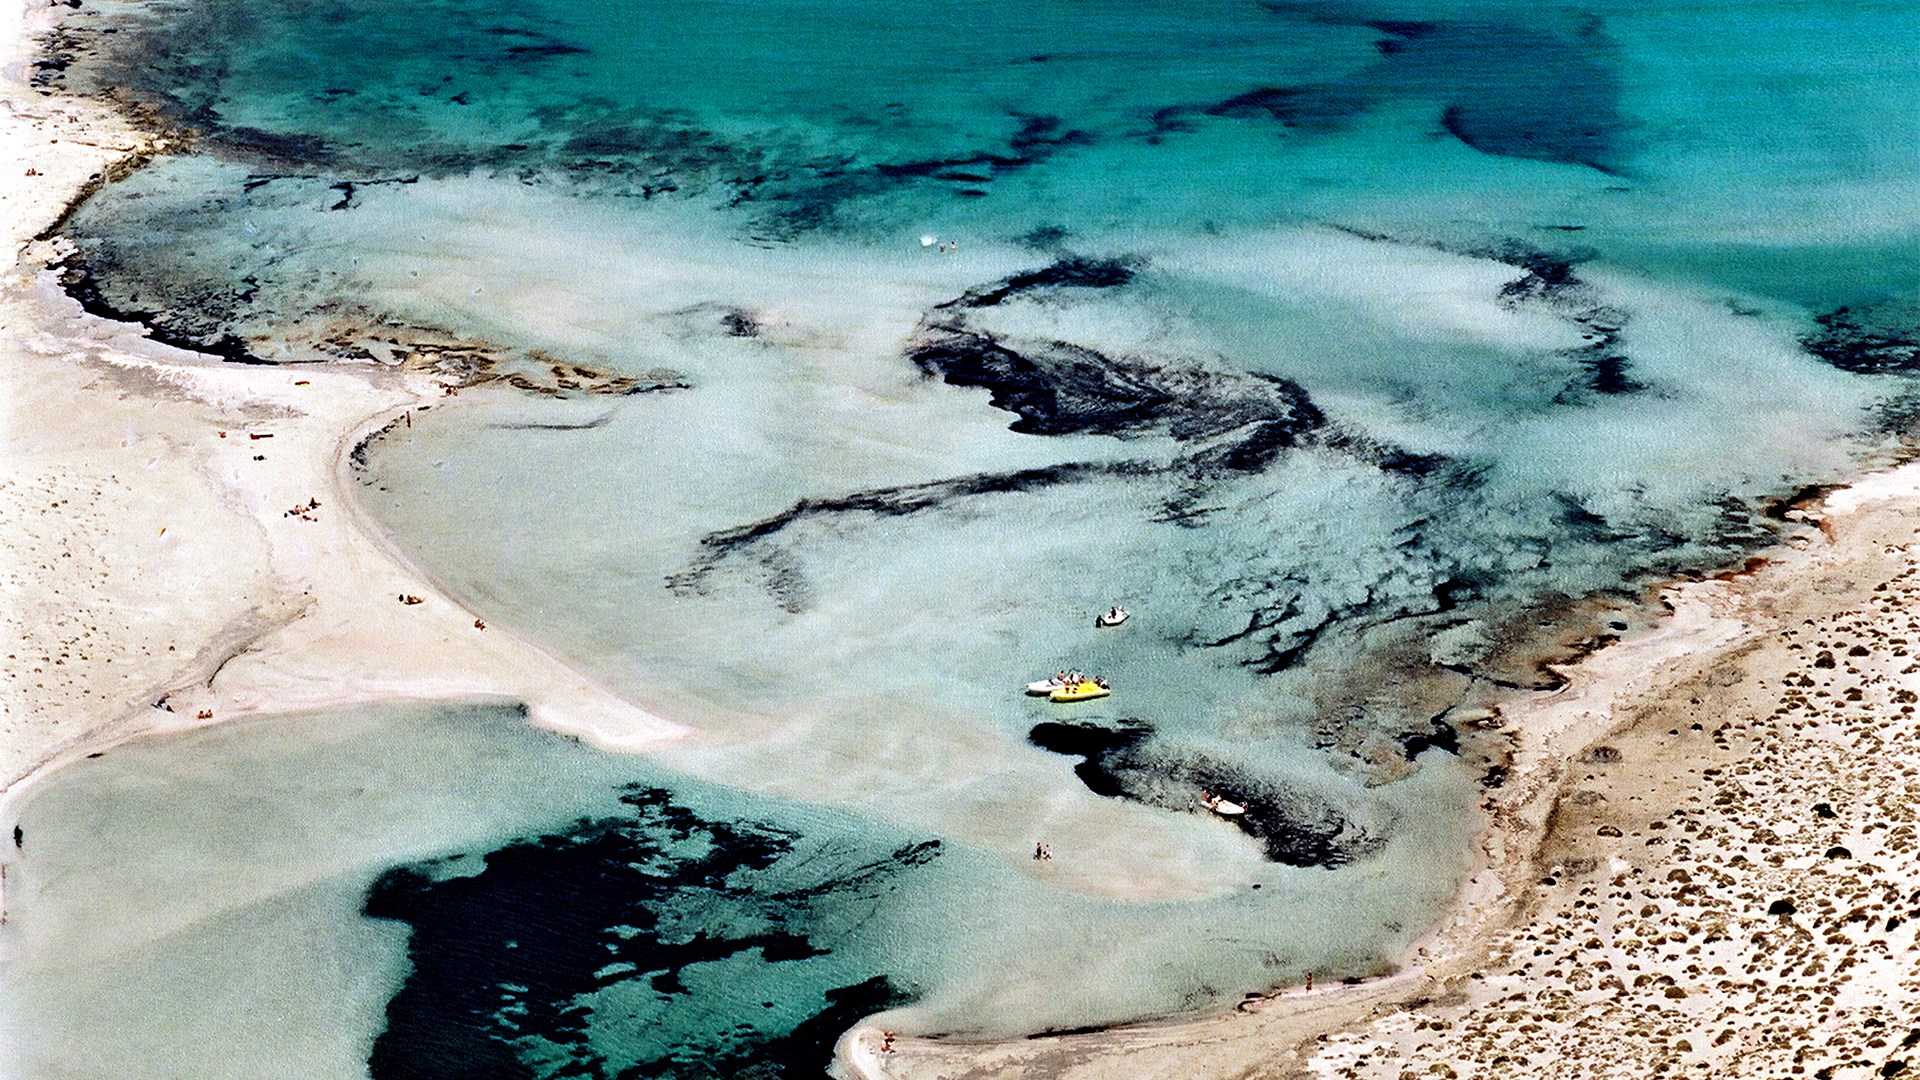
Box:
1198 792 1246 816
1026 671 1084 695
1096 606 1130 627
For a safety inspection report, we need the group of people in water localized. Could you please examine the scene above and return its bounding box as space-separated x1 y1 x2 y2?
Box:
1050 669 1109 689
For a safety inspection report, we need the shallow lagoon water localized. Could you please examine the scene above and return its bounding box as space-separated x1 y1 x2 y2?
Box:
24 0 1920 1075
0 703 1475 1078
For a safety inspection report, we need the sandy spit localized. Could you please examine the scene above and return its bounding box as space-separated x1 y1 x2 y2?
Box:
0 0 686 918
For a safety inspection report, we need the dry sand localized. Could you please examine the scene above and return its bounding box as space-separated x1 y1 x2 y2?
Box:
0 0 683 851
3 3 1917 1077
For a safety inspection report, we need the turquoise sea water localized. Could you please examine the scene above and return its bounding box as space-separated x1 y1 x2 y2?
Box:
18 0 1920 1076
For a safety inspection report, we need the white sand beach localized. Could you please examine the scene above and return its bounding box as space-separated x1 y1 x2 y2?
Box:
3 2 1917 1077
0 0 683 827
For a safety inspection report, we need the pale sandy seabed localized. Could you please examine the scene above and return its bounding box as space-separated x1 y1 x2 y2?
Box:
1 2 1915 1077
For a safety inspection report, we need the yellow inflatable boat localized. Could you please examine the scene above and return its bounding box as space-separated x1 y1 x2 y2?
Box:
1048 679 1111 703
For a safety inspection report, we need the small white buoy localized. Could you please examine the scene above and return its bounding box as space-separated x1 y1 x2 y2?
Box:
919 234 937 248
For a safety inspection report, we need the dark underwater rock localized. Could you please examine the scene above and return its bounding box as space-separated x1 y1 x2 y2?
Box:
1398 719 1461 759
908 262 1325 455
52 252 270 364
665 460 1149 604
1804 306 1920 375
1027 720 1153 799
1026 722 1384 868
364 786 930 1079
942 256 1139 310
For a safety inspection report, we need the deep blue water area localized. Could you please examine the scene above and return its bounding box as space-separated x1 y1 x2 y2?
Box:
51 0 1637 233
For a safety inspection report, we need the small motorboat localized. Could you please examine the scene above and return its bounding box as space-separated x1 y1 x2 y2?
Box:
1095 606 1130 628
1049 678 1111 703
1026 670 1082 695
1198 791 1246 816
